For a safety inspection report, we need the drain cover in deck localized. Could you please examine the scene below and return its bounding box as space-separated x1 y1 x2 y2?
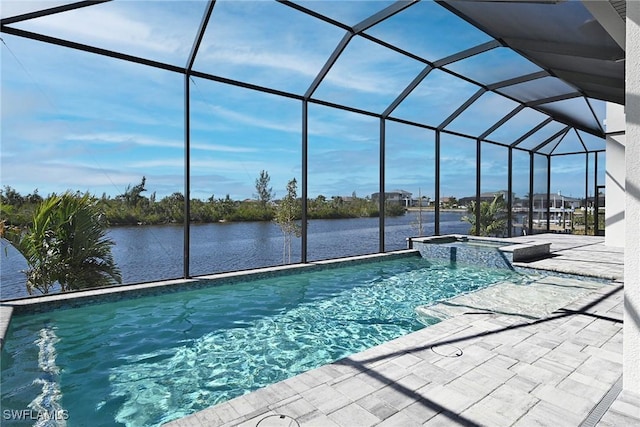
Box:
256 414 300 427
431 344 463 357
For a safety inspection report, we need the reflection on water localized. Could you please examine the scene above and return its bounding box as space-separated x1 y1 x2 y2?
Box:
1 212 468 299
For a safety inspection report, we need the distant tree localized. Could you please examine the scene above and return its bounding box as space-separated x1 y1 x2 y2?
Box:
1 186 25 207
26 189 43 205
118 176 147 207
254 170 274 209
2 192 121 294
274 178 301 264
158 192 185 223
219 194 236 220
462 194 507 237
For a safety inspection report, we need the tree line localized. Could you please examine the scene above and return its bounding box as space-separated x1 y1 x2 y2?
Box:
0 172 406 228
0 171 406 295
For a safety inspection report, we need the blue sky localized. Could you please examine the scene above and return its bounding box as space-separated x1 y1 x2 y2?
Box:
1 0 606 202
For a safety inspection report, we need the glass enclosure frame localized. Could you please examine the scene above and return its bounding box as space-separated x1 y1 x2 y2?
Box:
0 0 607 282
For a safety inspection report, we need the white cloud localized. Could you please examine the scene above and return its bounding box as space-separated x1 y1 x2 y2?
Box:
194 103 300 135
65 132 255 153
127 158 264 173
201 46 321 81
12 3 187 58
1 1 71 20
1 158 139 193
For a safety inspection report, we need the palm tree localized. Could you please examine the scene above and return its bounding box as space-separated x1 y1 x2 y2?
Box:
2 192 121 294
462 194 508 237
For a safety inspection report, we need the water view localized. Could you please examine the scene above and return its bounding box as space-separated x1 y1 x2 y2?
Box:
1 212 470 300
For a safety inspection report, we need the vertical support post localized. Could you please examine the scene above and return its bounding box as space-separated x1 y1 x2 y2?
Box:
507 147 513 237
183 0 214 279
585 152 590 234
528 152 534 234
475 139 481 236
435 130 441 235
301 101 308 263
546 155 551 231
379 118 386 252
183 75 191 279
593 153 597 235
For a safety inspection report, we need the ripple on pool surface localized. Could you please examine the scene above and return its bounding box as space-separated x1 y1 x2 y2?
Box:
2 256 530 427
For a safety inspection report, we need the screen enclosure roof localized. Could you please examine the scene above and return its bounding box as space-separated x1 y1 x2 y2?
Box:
1 0 624 156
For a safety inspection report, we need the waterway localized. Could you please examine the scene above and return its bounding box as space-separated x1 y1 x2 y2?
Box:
0 211 470 300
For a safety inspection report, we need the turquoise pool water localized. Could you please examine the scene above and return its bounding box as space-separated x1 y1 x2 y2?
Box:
1 256 529 426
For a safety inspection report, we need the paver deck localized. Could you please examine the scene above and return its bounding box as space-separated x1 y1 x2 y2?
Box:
165 234 638 427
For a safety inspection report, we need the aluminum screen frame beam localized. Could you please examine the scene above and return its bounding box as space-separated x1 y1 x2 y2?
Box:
302 101 309 263
436 0 625 107
435 130 441 235
529 152 534 234
478 105 524 141
0 0 610 275
0 0 111 26
1 25 186 74
532 126 571 153
304 0 416 100
501 36 624 62
548 131 569 155
487 71 549 91
383 65 433 118
182 0 217 279
353 0 417 34
511 117 554 148
379 118 386 252
475 138 481 236
508 147 513 237
546 154 551 232
2 0 608 143
3 1 607 141
585 98 606 135
438 88 487 131
433 40 501 68
525 92 583 108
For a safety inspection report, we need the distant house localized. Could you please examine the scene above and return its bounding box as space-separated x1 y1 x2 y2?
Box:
439 196 457 208
458 191 512 207
523 193 583 210
371 190 413 207
516 193 584 227
458 192 584 211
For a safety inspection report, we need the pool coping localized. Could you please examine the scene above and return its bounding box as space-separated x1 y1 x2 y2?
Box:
0 249 419 348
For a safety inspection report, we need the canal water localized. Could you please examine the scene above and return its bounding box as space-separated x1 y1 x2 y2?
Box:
0 211 470 300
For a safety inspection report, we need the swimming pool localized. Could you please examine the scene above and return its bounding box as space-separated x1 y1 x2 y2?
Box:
1 255 530 427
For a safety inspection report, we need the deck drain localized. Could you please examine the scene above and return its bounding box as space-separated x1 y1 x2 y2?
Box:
431 344 463 357
256 414 300 427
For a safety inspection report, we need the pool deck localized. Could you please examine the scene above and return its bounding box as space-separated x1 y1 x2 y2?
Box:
165 234 640 427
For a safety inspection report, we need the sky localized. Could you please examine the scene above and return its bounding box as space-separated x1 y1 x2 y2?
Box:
0 0 607 202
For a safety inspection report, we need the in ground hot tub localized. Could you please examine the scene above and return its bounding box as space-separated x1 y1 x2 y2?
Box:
408 235 551 269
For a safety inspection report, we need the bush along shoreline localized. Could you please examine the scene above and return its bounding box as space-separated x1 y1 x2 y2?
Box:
1 179 406 228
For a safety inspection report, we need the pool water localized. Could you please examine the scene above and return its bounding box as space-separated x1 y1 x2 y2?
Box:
1 256 530 427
